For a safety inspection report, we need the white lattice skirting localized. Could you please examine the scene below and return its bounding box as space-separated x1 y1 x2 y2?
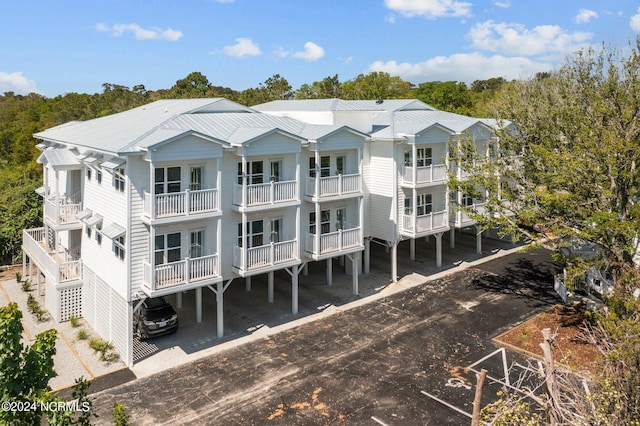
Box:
45 280 83 322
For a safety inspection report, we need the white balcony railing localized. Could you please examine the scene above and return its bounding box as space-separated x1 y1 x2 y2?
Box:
44 197 82 227
451 203 485 226
305 227 362 256
233 180 298 208
143 254 219 293
143 188 220 220
22 228 82 283
233 239 298 272
305 173 362 198
402 164 447 185
401 210 449 235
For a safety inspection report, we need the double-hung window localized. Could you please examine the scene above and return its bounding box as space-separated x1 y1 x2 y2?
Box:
114 167 126 192
155 166 181 194
310 210 330 234
237 161 264 185
155 232 181 265
238 220 264 248
114 235 125 259
416 193 433 216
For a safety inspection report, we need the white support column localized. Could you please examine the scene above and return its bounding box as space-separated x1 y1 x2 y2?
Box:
391 242 398 283
364 238 370 274
268 271 274 303
352 253 359 295
22 252 26 280
410 238 416 260
29 257 33 282
450 228 456 248
292 265 299 314
476 225 482 255
246 276 251 292
216 281 224 338
326 258 333 286
195 287 202 323
176 292 182 309
435 232 443 268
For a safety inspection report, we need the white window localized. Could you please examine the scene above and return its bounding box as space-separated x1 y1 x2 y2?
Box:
155 232 181 265
96 170 102 184
270 218 282 243
190 166 203 191
336 155 346 175
114 167 126 192
95 222 102 245
190 230 204 258
416 193 433 216
114 235 125 260
462 193 474 206
270 160 282 182
86 169 92 180
85 225 92 238
405 148 432 167
238 161 264 185
336 208 346 230
309 156 330 178
238 220 264 248
155 166 181 194
310 210 330 234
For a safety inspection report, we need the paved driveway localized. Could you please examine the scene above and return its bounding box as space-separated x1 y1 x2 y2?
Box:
90 248 560 425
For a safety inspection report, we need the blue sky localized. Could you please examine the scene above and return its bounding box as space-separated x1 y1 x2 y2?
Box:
2 0 639 97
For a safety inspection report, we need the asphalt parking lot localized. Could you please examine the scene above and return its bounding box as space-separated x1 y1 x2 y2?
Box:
89 244 561 425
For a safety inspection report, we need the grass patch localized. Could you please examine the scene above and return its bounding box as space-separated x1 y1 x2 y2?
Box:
26 293 47 322
88 336 118 362
76 328 89 341
70 315 80 327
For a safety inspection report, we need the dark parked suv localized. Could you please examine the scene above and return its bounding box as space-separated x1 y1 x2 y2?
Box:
134 296 179 339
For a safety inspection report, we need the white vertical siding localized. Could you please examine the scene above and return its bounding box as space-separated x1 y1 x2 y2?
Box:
82 265 130 366
81 159 129 300
365 140 396 242
128 155 149 300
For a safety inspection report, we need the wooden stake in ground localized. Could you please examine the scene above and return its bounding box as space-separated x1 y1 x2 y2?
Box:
540 327 560 426
471 368 487 426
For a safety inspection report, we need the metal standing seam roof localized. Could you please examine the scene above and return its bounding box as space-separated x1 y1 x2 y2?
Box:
32 99 254 154
36 148 83 169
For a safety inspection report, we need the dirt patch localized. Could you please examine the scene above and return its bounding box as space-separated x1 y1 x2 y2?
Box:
494 303 600 373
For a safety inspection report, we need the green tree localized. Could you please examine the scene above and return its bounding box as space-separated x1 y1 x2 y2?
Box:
0 303 94 425
414 80 473 114
454 39 640 424
295 74 342 99
341 72 413 100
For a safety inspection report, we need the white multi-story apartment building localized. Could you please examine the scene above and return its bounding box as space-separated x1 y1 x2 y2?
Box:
23 97 499 365
255 99 496 280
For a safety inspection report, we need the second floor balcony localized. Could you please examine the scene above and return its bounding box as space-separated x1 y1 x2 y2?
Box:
233 180 298 210
44 192 82 229
401 164 447 187
143 188 220 223
22 228 82 284
401 209 449 237
450 202 486 228
233 239 298 276
142 253 221 297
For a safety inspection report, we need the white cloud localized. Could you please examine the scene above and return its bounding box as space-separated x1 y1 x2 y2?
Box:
631 8 640 32
95 23 182 41
493 0 510 8
384 0 472 19
576 9 598 24
469 21 592 56
291 42 325 62
0 72 39 95
369 53 554 85
223 37 261 57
